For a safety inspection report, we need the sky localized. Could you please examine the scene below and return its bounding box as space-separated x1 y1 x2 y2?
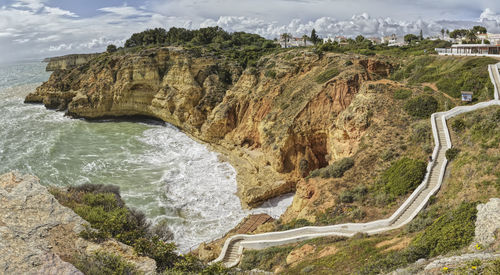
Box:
1 0 500 63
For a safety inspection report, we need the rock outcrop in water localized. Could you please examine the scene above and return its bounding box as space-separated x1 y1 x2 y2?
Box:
27 47 393 208
0 172 156 274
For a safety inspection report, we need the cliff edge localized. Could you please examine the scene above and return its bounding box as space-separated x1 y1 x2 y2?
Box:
26 47 393 208
0 172 156 274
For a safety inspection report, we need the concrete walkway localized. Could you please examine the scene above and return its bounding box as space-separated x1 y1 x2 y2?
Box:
212 63 500 268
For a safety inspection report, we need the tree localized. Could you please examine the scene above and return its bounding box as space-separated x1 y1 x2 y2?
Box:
355 35 365 43
310 29 319 44
441 29 445 39
465 30 478 43
404 34 419 44
302 35 309 46
281 33 291 48
106 44 117 53
472 25 487 34
419 29 424 40
449 29 468 39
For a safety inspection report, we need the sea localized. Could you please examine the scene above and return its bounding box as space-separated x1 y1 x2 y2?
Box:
0 61 293 252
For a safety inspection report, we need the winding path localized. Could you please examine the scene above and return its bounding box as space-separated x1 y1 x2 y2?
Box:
212 62 500 268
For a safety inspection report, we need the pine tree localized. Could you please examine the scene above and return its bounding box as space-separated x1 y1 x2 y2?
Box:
310 29 319 45
419 29 423 40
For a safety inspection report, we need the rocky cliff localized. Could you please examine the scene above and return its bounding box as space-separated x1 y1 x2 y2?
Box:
27 47 393 208
0 172 156 274
44 53 100 71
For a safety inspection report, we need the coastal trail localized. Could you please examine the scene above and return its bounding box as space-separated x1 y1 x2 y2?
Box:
212 62 500 268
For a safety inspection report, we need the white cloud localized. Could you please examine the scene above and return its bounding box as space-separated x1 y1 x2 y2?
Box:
479 8 500 32
0 0 499 63
14 38 30 43
44 6 78 17
11 0 45 11
98 6 151 18
49 43 72 51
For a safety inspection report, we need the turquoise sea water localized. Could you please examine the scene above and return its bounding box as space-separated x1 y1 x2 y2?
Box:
0 62 292 251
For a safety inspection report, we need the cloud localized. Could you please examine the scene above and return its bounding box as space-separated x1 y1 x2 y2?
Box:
98 6 152 18
479 8 500 32
44 6 78 17
0 0 500 63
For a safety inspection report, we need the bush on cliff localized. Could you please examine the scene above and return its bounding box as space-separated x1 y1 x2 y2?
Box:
50 184 224 273
445 147 460 161
240 246 293 271
308 157 355 179
381 157 427 197
410 202 477 257
315 68 340 83
73 250 139 275
404 95 438 118
393 89 412 100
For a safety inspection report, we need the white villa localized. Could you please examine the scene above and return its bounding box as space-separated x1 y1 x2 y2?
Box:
435 33 500 57
278 35 314 48
382 34 407 47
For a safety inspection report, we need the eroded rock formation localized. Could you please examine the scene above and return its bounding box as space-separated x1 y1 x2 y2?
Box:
27 47 393 207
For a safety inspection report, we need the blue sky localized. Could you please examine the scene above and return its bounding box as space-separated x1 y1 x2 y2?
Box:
1 0 500 63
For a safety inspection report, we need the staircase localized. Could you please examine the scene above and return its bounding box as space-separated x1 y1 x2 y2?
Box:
211 64 500 268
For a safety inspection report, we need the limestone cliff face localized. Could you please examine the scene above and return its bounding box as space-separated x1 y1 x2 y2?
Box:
27 47 393 208
0 172 156 274
44 54 101 71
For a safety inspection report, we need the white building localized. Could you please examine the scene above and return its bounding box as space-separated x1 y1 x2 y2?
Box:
279 35 314 48
435 44 500 57
477 33 500 45
382 34 407 47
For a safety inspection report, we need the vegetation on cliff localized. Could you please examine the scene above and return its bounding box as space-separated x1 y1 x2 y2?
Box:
122 26 278 68
30 41 500 273
50 184 229 274
240 106 500 274
242 202 478 274
442 106 500 207
392 56 495 100
317 37 451 57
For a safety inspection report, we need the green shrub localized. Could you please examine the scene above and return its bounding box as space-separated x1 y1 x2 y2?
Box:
411 202 477 257
264 70 277 79
344 60 353 66
393 89 412 100
445 148 460 161
239 246 293 271
380 149 398 161
382 158 427 197
73 250 139 275
308 157 355 179
315 68 340 84
134 237 179 271
405 205 440 233
358 49 375 56
451 119 466 132
339 190 354 203
338 185 368 204
240 246 293 271
50 185 178 273
423 86 434 93
404 95 438 118
278 218 312 231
